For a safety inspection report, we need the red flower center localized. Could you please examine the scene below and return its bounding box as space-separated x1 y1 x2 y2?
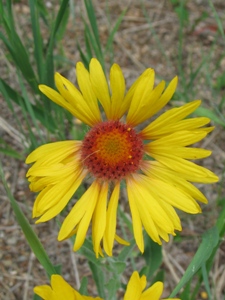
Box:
81 120 144 181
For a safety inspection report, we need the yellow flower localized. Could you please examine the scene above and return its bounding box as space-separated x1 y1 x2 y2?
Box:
124 271 180 300
34 274 102 300
26 58 218 256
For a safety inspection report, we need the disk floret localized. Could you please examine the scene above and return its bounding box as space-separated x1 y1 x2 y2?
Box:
81 120 144 180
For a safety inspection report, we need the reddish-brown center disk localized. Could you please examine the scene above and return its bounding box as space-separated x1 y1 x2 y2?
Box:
81 120 144 181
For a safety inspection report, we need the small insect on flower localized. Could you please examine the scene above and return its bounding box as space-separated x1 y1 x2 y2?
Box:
26 58 218 257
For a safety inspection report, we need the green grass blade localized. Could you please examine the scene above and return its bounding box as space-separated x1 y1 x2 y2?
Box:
0 79 56 132
45 0 69 87
29 0 44 81
84 28 94 63
201 264 212 300
0 162 58 277
105 8 127 59
77 41 90 70
0 139 22 159
195 107 225 127
89 262 106 298
208 0 225 42
83 20 105 69
0 1 39 93
142 234 162 279
170 226 219 297
84 0 103 54
83 0 105 69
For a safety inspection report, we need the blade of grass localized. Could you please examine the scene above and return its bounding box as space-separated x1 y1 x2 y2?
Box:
0 0 39 93
201 263 212 300
0 162 58 277
0 79 56 132
170 226 219 297
83 0 105 70
208 0 225 42
29 0 44 82
44 0 69 87
105 8 127 63
89 262 106 298
84 0 103 54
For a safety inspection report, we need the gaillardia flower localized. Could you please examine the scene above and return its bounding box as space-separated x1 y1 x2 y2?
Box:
124 271 179 300
26 58 218 256
34 272 178 300
34 274 102 300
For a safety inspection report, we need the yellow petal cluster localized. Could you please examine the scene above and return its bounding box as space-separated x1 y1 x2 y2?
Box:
26 58 218 256
34 273 180 300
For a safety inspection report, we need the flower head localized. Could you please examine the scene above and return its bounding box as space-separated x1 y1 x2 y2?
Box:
26 58 218 256
34 273 178 300
34 274 102 300
124 271 180 300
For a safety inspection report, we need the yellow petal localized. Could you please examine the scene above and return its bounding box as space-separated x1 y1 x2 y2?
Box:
39 84 78 119
141 99 201 139
142 117 210 139
126 181 144 252
126 69 155 125
35 169 87 223
128 175 175 236
129 80 166 126
140 174 201 213
141 281 163 300
76 61 102 123
34 285 52 299
58 181 100 241
109 63 126 119
148 153 219 183
124 271 144 300
142 160 208 204
51 275 76 298
92 182 108 257
90 58 111 119
26 141 80 165
145 131 207 148
74 186 99 251
55 72 98 126
147 145 212 160
148 75 178 118
115 234 130 246
103 182 120 256
121 68 152 115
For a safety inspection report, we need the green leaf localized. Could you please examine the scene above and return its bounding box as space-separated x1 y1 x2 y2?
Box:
89 262 106 298
45 0 69 87
105 8 127 54
201 264 212 300
208 0 225 42
78 238 103 267
179 281 191 300
170 226 219 297
84 0 102 53
0 78 56 132
112 261 126 274
33 293 42 300
195 107 225 127
0 1 39 93
142 234 162 279
105 278 120 300
29 0 44 82
0 146 22 159
117 238 136 261
0 162 58 277
79 277 88 295
216 199 225 237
